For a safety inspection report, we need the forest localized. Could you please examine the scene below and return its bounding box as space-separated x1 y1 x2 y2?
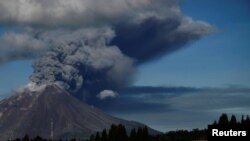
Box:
9 113 250 141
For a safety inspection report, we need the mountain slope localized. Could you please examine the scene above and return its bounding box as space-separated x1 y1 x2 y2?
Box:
0 85 158 140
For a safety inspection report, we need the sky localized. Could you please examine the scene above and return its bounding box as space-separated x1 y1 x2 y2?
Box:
120 0 250 131
0 0 250 132
125 0 250 131
135 0 250 88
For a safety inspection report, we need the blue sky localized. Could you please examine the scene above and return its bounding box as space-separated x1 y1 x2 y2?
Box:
0 0 250 132
0 60 32 99
135 0 250 88
126 0 250 131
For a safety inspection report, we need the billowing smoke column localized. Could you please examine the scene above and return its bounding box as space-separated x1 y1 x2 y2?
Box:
29 28 135 99
0 0 216 101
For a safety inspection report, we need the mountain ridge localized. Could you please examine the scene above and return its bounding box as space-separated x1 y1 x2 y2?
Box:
0 85 159 140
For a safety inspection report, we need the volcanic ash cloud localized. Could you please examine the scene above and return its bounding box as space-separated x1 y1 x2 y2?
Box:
0 0 217 100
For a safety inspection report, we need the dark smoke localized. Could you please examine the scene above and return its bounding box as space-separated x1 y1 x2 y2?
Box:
112 17 215 64
0 32 48 63
0 0 216 101
29 28 135 99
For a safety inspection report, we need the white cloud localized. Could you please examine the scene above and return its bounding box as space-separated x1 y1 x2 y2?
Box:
97 90 119 100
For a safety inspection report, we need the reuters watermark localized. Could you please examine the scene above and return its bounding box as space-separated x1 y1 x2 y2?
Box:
208 125 249 141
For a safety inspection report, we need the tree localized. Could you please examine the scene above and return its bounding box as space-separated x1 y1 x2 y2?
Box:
137 127 143 141
108 124 117 141
142 126 151 141
246 116 250 125
218 113 229 125
89 135 95 141
212 120 217 125
16 138 21 141
22 134 29 141
117 124 128 141
129 128 137 141
95 132 101 141
101 129 108 141
33 136 43 141
241 115 245 125
230 115 237 125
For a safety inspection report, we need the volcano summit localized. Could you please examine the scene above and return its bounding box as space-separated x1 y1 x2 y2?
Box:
0 85 156 140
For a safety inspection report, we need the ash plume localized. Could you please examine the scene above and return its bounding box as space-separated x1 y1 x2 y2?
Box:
0 0 217 101
29 28 135 99
0 32 48 63
112 17 215 63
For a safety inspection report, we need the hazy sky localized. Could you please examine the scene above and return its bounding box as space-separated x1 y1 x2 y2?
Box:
0 0 250 132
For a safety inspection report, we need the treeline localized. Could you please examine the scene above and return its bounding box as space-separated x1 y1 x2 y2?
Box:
9 135 54 141
87 124 207 141
9 113 250 141
8 125 207 141
88 124 152 141
213 113 250 126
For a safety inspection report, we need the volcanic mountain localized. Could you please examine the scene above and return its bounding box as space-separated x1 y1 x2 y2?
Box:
0 85 158 140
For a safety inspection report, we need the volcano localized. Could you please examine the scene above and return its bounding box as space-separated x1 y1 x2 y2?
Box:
0 85 157 140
